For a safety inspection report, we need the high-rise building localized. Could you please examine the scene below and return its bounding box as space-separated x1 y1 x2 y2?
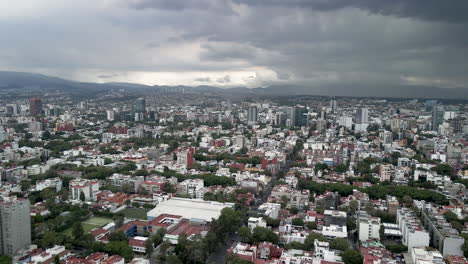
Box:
358 212 381 242
329 100 337 113
355 108 368 124
247 106 258 124
0 197 31 256
106 110 115 121
432 105 445 131
274 112 285 126
450 117 463 134
134 98 146 113
286 107 295 127
5 104 18 116
29 98 42 116
294 105 308 127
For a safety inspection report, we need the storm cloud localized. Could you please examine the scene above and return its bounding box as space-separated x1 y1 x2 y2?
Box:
0 0 467 89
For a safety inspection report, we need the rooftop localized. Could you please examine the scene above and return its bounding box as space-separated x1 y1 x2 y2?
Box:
147 197 235 222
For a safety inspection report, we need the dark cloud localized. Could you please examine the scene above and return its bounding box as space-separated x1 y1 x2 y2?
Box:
276 72 290 80
1 0 467 89
128 0 212 11
199 43 257 61
233 0 468 22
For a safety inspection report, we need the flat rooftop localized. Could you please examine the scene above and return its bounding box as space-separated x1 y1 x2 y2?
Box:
147 198 235 222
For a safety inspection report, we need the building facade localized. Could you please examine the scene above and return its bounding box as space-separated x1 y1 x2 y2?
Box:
0 197 31 256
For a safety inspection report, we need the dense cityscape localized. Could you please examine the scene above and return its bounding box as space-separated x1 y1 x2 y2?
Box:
2 1 468 264
0 90 467 264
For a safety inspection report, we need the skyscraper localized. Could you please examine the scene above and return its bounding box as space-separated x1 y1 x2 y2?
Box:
29 98 42 116
134 98 146 113
294 105 308 127
432 105 444 131
355 108 368 124
0 197 31 256
247 106 258 124
329 100 337 113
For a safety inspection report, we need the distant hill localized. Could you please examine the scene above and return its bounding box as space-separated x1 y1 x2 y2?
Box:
0 71 467 100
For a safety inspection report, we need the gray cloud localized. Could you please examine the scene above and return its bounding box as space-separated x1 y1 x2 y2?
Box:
0 0 467 89
217 75 231 83
233 0 468 23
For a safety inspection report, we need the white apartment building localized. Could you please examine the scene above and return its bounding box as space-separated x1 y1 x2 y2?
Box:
27 164 50 176
177 179 204 198
397 208 430 250
69 179 100 201
35 177 62 192
411 247 444 264
358 212 381 241
379 164 395 182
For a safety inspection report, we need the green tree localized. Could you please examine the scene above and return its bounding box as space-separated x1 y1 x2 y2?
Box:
285 241 305 250
251 227 279 244
349 200 359 214
104 241 134 262
239 226 252 243
443 211 459 223
79 191 86 202
290 207 299 214
108 230 128 242
72 222 84 238
20 180 31 192
146 237 154 257
303 232 326 250
342 250 363 264
306 221 317 230
292 218 304 227
335 164 348 173
385 244 408 253
0 256 12 264
218 208 241 234
330 238 349 251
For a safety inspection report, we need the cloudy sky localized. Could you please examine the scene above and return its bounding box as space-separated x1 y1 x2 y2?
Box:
1 0 467 88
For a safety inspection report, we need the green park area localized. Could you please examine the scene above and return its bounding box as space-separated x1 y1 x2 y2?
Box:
120 208 150 219
62 216 113 236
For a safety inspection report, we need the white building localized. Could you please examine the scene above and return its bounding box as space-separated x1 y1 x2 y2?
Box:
247 217 267 231
69 179 100 201
322 210 347 239
379 164 395 182
177 179 204 198
358 212 381 241
411 247 444 264
322 225 348 239
397 208 430 250
27 164 50 176
129 236 148 254
106 110 115 121
147 197 235 222
35 178 62 192
337 116 353 130
258 203 281 219
313 239 343 263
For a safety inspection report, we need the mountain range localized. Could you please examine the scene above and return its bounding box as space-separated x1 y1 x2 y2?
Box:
0 71 467 100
